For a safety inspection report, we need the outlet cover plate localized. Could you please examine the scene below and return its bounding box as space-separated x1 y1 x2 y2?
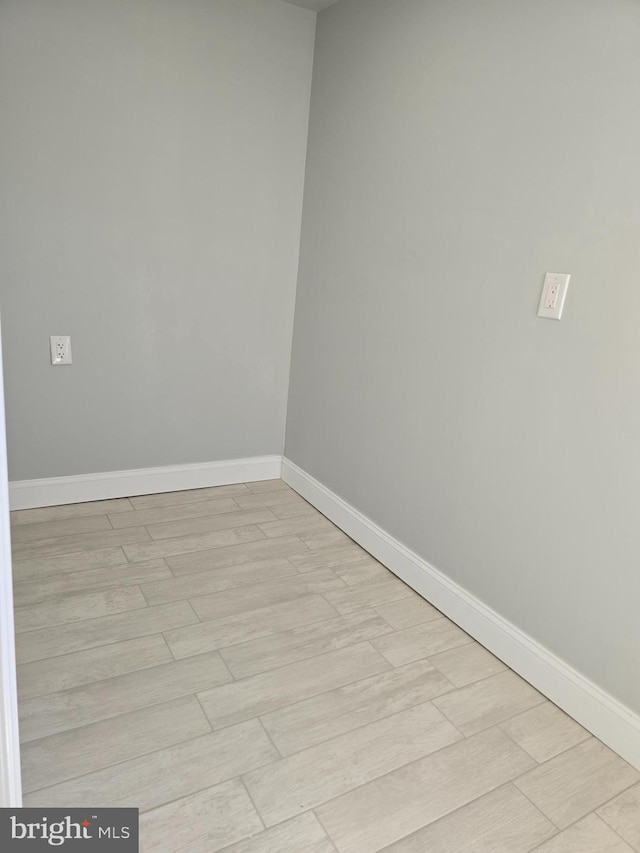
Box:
50 335 72 365
538 273 571 320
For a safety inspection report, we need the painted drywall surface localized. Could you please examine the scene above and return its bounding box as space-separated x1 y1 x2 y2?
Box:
286 0 640 713
0 0 315 479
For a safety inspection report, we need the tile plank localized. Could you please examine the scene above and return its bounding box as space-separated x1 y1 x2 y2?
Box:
244 702 461 827
17 634 173 700
316 728 536 853
13 526 151 560
301 529 352 550
245 480 292 494
258 515 335 539
129 484 250 510
19 650 231 741
14 586 147 633
324 580 415 616
166 535 309 576
372 618 472 666
380 784 554 852
429 642 507 688
515 738 640 829
271 502 320 520
375 596 441 630
11 498 133 525
191 569 346 623
198 643 391 730
288 545 374 573
122 525 265 563
220 610 393 678
140 778 262 852
433 671 544 736
534 814 634 853
336 560 396 587
164 595 337 660
500 702 590 763
142 558 297 606
24 719 277 814
109 497 240 528
13 559 171 607
218 813 335 853
145 508 277 541
15 600 199 664
234 491 308 510
11 547 129 583
598 783 640 851
11 514 113 543
262 659 454 756
22 695 210 792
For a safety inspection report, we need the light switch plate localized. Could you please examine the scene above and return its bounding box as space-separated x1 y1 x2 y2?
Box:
538 273 571 320
50 335 72 365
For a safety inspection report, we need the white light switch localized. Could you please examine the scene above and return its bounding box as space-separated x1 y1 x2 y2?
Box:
50 335 72 365
538 273 570 320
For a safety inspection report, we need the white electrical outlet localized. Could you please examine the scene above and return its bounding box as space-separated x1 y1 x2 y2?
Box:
50 335 72 365
538 273 571 320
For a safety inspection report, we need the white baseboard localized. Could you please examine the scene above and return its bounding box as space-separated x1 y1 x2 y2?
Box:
10 456 283 510
282 457 640 772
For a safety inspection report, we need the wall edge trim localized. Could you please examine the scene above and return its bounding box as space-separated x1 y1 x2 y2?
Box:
10 456 283 510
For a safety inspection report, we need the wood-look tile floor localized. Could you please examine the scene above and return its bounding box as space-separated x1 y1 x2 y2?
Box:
11 479 640 852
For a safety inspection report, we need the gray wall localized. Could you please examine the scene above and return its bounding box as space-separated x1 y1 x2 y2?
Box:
0 0 315 480
286 0 640 714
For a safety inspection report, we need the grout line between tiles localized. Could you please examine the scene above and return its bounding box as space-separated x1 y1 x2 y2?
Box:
138 585 152 608
217 652 236 683
596 805 640 853
238 777 267 831
180 598 203 624
312 809 340 852
255 716 283 758
595 778 640 822
159 632 178 663
193 693 214 732
512 783 563 834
